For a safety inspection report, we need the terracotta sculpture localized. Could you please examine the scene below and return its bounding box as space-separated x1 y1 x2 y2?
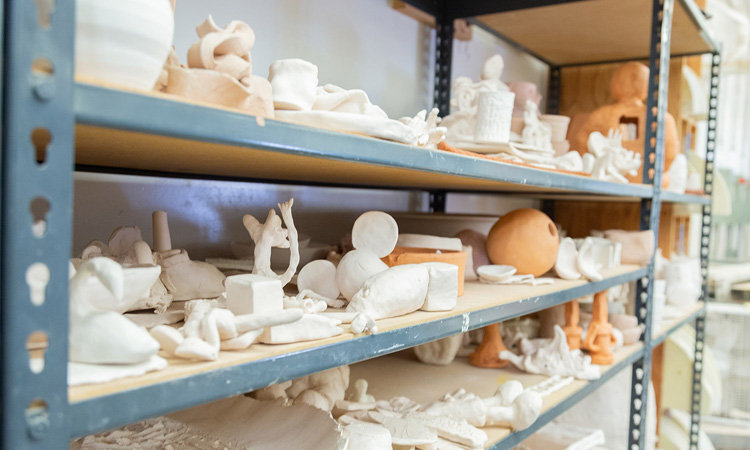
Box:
563 300 583 350
469 323 510 368
582 291 616 365
69 258 161 364
486 209 559 277
570 62 679 185
243 199 299 287
165 16 273 118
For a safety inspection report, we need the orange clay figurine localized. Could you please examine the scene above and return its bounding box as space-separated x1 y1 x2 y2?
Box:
582 291 617 365
563 300 583 350
469 323 510 368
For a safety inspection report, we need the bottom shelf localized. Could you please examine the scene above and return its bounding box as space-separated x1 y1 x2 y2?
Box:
350 343 644 450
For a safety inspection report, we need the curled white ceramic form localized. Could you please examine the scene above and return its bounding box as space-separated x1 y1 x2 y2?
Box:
474 91 515 144
269 59 319 110
76 0 174 90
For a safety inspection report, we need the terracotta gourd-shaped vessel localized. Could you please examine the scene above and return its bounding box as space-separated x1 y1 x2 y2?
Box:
486 209 559 277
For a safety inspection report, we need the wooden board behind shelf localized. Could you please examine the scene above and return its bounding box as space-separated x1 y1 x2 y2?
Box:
68 265 642 403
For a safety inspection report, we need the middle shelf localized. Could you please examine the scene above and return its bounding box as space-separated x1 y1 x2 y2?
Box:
69 265 646 438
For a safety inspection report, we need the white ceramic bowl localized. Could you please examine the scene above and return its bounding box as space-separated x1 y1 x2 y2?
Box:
76 0 174 90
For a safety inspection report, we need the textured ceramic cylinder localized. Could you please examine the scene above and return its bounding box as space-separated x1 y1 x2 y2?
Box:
269 59 319 111
152 211 172 252
474 91 515 144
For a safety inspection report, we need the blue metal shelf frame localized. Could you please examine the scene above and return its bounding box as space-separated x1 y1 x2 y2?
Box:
0 0 719 447
70 267 647 438
1 0 75 449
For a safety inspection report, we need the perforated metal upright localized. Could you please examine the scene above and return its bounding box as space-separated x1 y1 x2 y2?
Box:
628 0 674 448
1 0 75 449
690 52 721 450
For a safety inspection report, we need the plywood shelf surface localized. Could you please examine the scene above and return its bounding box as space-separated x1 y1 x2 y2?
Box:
350 342 644 449
68 265 646 438
652 301 706 346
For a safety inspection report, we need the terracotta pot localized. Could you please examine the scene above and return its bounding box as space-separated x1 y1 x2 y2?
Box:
76 0 174 90
382 246 466 296
486 209 559 277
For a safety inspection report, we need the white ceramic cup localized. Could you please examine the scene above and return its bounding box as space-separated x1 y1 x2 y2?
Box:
269 59 319 111
474 91 515 144
540 114 571 142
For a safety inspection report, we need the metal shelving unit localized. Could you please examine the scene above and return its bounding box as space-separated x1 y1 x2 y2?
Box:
0 0 719 448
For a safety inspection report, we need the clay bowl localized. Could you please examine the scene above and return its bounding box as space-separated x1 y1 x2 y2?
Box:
382 246 467 296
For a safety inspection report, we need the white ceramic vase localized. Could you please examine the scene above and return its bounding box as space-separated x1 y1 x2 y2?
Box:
474 91 515 144
76 0 174 90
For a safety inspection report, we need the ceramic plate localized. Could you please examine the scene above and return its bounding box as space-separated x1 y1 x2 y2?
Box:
476 265 517 282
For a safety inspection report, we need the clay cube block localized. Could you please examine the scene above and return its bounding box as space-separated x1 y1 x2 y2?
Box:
226 274 283 316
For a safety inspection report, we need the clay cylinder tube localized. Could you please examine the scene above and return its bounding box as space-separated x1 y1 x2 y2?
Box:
152 211 172 252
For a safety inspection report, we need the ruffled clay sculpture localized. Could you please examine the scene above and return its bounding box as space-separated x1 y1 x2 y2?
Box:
250 366 350 412
587 129 642 183
165 16 273 118
486 209 559 277
272 64 443 147
442 54 510 143
243 198 299 287
563 300 583 350
69 258 161 365
500 325 601 380
576 237 603 281
582 291 616 365
151 301 304 361
570 62 679 184
469 323 511 368
152 211 226 301
555 237 582 280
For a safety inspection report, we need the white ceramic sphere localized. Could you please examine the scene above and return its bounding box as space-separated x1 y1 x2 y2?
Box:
76 0 174 90
297 259 340 300
335 249 388 301
351 211 398 258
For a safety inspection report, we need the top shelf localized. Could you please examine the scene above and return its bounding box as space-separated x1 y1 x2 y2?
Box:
407 0 719 65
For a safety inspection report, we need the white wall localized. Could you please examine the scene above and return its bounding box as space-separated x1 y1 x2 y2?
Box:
74 0 548 257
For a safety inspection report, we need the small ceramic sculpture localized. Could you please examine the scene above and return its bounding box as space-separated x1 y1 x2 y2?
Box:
474 91 515 144
563 300 583 350
555 237 582 280
351 211 399 258
69 258 161 364
486 209 559 277
398 108 447 148
336 249 389 302
520 100 553 150
166 15 273 118
442 54 510 143
76 0 174 90
347 264 429 334
297 259 342 305
252 366 350 412
243 199 299 287
413 334 464 366
455 229 490 269
582 291 616 365
586 129 641 183
501 325 601 380
576 237 603 282
469 323 511 368
609 313 643 345
509 82 542 118
269 59 319 110
571 62 679 185
151 211 226 301
666 153 689 194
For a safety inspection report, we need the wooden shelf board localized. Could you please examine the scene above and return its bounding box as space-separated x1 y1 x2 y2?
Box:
349 343 643 448
68 265 642 404
475 0 713 65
